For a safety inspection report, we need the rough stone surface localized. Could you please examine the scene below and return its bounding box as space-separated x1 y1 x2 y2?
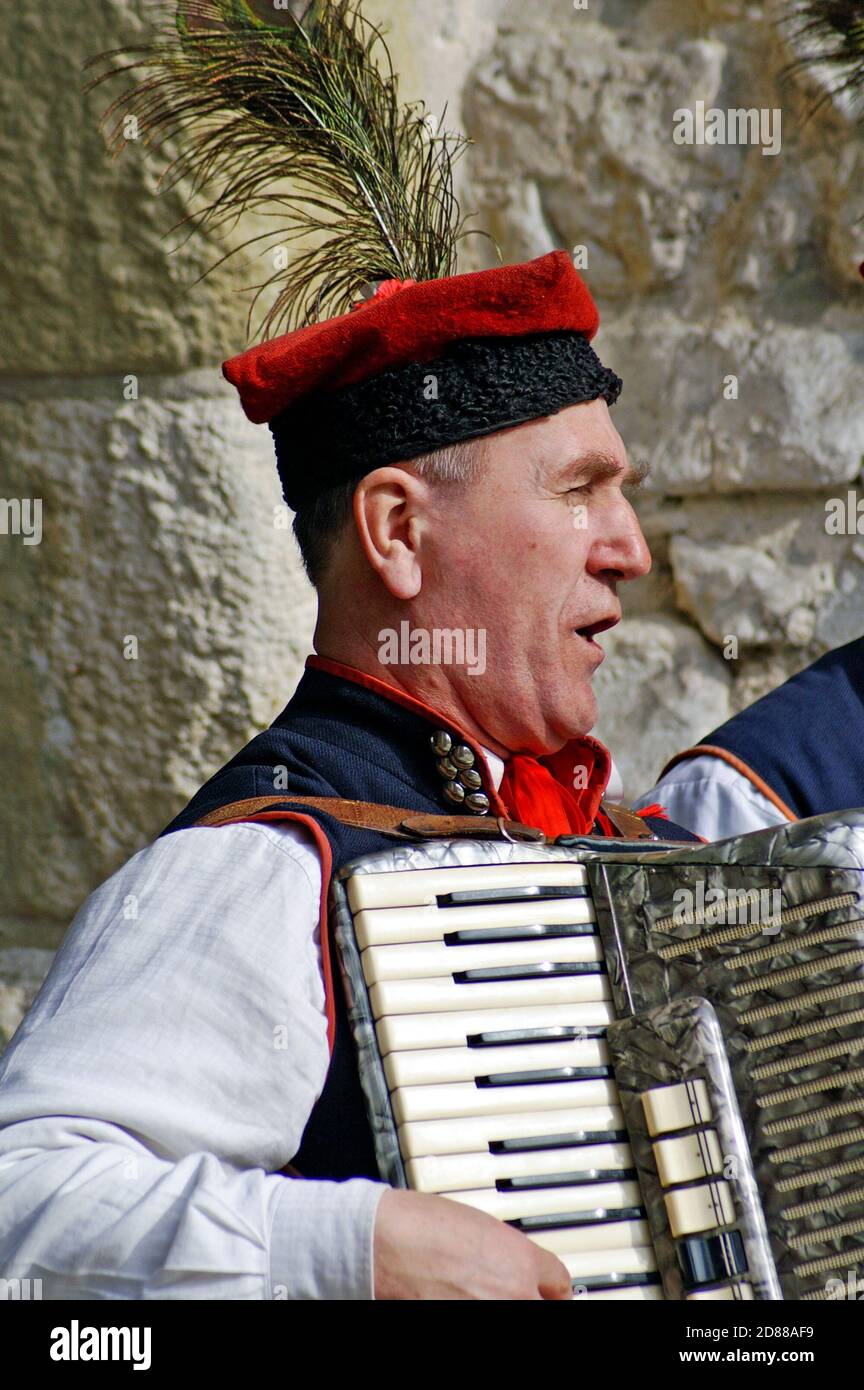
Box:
459 0 864 792
0 950 55 1050
0 379 316 940
4 0 864 1041
1 1 260 375
592 616 733 800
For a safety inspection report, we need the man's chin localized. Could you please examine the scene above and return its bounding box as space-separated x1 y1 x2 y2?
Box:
544 684 598 749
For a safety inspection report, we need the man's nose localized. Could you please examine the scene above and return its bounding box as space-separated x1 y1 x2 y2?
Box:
590 500 652 582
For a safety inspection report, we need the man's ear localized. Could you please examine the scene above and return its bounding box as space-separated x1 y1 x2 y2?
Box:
353 466 427 600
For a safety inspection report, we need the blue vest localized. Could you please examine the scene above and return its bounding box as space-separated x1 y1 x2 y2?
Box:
162 663 697 1180
662 636 864 819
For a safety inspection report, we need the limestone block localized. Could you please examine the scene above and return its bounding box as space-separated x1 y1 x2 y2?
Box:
607 312 864 495
465 12 725 294
667 496 844 647
0 949 55 1050
0 377 315 931
592 615 732 799
0 0 262 375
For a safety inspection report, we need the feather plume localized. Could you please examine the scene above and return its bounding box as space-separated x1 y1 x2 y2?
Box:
781 1 864 121
85 0 482 338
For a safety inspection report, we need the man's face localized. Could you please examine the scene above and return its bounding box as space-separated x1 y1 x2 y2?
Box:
412 398 652 755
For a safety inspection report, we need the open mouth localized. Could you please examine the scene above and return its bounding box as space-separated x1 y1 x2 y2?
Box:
574 615 619 645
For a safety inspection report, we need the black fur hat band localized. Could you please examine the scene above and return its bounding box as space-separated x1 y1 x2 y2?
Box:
271 329 622 511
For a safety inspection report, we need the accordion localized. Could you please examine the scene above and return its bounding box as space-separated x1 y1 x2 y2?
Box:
331 811 864 1301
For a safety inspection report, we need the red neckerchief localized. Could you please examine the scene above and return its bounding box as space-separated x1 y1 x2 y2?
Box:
500 741 614 838
305 654 662 838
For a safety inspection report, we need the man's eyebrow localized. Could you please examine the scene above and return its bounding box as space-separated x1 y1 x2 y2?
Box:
549 449 650 488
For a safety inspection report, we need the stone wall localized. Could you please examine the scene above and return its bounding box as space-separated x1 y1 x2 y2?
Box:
457 0 864 794
1 0 863 1042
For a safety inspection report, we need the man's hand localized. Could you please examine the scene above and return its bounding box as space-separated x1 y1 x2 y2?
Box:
373 1188 573 1300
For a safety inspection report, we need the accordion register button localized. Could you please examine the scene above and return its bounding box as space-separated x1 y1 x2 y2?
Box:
652 1129 724 1186
678 1229 747 1290
641 1078 713 1136
663 1179 736 1237
686 1281 754 1301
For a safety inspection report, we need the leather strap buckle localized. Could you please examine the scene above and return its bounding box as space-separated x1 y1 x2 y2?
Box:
496 817 546 844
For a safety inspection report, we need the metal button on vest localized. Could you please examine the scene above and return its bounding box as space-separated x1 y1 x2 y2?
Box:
431 729 489 815
436 757 459 780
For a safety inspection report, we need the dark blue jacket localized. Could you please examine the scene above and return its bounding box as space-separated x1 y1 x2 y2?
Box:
662 637 864 820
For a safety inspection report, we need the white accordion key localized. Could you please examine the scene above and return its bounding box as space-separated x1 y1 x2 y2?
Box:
354 896 595 947
347 861 590 912
383 1037 609 1088
405 1140 633 1193
642 1079 713 1136
392 1075 618 1124
664 1181 736 1237
560 1246 657 1280
370 972 611 1015
445 1179 642 1220
376 1001 614 1053
653 1129 724 1187
398 1103 624 1158
362 934 601 984
527 1218 651 1254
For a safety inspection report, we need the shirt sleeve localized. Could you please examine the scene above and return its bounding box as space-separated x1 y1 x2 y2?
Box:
0 822 387 1300
632 755 791 843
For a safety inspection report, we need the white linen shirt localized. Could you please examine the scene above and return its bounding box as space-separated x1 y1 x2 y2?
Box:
632 754 790 843
0 747 514 1301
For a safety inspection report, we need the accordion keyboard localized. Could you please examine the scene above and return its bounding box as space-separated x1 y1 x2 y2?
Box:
345 859 662 1300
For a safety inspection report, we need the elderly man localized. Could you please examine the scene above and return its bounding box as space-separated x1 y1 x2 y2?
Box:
0 251 699 1301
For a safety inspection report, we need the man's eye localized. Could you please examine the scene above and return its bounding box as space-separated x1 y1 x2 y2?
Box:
567 484 591 497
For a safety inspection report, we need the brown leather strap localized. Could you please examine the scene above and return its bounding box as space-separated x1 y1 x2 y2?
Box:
194 794 546 843
195 792 665 843
599 798 656 840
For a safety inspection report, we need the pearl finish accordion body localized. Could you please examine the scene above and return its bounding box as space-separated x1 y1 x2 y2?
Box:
331 811 864 1301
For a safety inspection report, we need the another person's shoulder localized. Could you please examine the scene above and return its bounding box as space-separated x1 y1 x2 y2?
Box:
633 753 790 844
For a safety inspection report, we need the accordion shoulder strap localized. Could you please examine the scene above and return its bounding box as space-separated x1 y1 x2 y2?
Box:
194 793 653 843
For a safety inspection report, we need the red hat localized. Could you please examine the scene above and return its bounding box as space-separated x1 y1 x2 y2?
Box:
221 251 622 513
223 249 601 424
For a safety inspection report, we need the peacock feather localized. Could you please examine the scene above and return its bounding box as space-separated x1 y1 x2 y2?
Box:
782 0 864 120
85 0 479 338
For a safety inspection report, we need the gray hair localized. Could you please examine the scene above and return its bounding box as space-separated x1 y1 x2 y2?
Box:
292 436 489 587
